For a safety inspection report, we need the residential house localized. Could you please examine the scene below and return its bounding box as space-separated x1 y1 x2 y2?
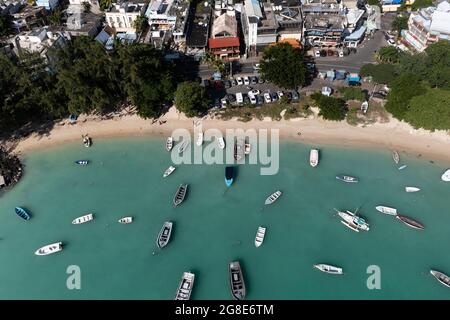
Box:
402 1 450 52
95 25 115 50
69 0 101 14
208 12 240 60
36 0 59 10
65 5 103 37
10 5 46 32
274 1 303 43
185 0 211 59
105 0 148 35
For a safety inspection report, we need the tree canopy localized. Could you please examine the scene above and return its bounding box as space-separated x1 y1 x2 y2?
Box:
311 92 347 121
391 15 408 34
360 63 398 84
260 43 307 89
174 82 210 117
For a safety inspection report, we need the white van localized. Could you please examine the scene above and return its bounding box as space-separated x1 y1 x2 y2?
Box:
236 92 243 104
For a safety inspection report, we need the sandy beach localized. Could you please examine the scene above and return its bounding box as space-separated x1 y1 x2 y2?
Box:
4 106 450 164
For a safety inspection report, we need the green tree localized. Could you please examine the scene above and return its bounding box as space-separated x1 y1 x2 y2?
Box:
260 43 307 89
391 15 408 34
311 92 347 121
337 87 367 102
48 9 63 26
133 14 148 34
385 72 426 120
360 63 398 84
82 1 92 12
174 81 209 117
404 89 450 130
411 0 433 10
202 52 225 74
367 0 381 6
376 46 401 63
99 0 112 10
0 14 11 37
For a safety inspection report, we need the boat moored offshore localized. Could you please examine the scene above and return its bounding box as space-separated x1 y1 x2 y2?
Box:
396 214 424 230
177 140 189 155
156 221 173 249
118 216 133 224
166 137 173 152
392 151 400 164
163 165 176 178
375 206 398 216
72 213 94 224
336 209 369 232
173 184 188 207
174 272 195 300
336 175 359 183
15 207 31 221
217 136 226 149
310 149 319 167
225 166 234 187
405 186 421 193
35 242 63 256
229 261 246 300
430 270 450 288
264 190 282 205
313 264 343 275
254 226 266 247
75 160 89 165
442 169 450 182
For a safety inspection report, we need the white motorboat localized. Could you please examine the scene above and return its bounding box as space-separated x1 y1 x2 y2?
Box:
254 226 266 247
72 213 94 224
314 264 343 275
118 216 133 224
392 151 400 164
166 137 173 152
310 149 319 167
336 209 369 232
196 132 203 146
163 165 176 178
442 169 450 182
244 143 251 155
264 191 282 205
375 206 397 216
361 101 368 114
177 140 189 155
405 186 420 193
35 242 63 256
217 137 226 149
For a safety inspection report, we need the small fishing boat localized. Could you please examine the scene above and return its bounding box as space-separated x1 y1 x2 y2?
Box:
244 143 251 155
174 272 195 300
392 151 400 164
442 169 450 182
118 216 133 224
430 270 450 288
75 160 89 165
398 165 407 170
234 138 244 161
264 190 282 205
35 242 63 256
177 140 189 155
166 137 173 152
405 186 420 193
72 213 94 224
336 209 369 232
225 166 234 187
229 261 246 300
375 206 397 216
15 207 31 221
196 132 203 146
254 226 266 247
361 101 368 114
83 136 92 147
314 264 343 275
173 184 188 207
156 221 173 249
310 149 319 167
163 165 176 178
218 137 226 149
396 214 424 230
336 175 359 183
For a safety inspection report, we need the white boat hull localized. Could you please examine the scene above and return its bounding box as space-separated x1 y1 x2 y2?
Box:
163 166 176 178
310 149 319 167
118 217 133 224
218 137 225 149
442 169 450 182
35 242 63 256
375 206 397 215
405 187 420 193
196 132 203 146
254 226 266 247
72 213 94 224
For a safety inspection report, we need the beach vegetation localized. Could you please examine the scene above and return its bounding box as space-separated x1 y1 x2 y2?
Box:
174 81 210 117
337 87 368 102
259 43 307 89
360 63 398 85
311 92 347 121
0 147 23 189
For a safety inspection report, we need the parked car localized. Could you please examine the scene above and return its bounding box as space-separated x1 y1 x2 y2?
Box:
257 95 264 105
250 95 257 105
348 81 361 86
277 91 284 98
236 92 243 104
231 78 237 86
315 51 321 58
236 77 243 85
221 98 228 108
264 93 272 103
258 77 265 84
387 38 396 46
243 76 250 85
291 90 299 101
226 93 236 103
253 63 260 70
248 89 260 97
373 91 387 99
270 92 278 101
321 86 332 96
224 80 231 89
284 92 292 100
250 76 258 85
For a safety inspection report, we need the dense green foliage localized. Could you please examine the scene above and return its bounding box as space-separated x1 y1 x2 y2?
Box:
0 14 11 37
260 43 307 89
174 82 209 117
0 37 177 135
391 15 408 34
410 0 433 10
360 63 398 84
377 46 401 63
311 92 347 121
337 87 367 102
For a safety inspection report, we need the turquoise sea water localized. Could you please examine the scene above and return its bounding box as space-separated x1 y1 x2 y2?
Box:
1 137 450 299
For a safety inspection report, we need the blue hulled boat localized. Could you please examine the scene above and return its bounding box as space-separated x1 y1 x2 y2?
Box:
15 207 31 220
225 166 234 187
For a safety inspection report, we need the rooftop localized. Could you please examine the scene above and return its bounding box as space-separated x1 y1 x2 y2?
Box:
108 0 146 13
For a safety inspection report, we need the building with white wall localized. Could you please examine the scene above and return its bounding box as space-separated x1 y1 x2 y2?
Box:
105 0 147 34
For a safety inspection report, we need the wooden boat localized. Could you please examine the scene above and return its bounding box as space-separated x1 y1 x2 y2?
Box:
396 214 424 230
75 160 89 165
264 190 282 205
405 186 420 193
310 149 319 167
375 206 397 216
392 151 400 164
173 184 188 207
244 143 251 155
430 270 450 288
15 207 31 221
72 213 94 224
442 169 450 182
234 138 244 161
177 140 189 155
35 242 63 256
118 216 133 224
163 165 176 178
336 175 359 183
196 132 203 146
361 101 368 114
217 137 226 149
314 264 343 275
156 221 173 249
254 226 266 247
174 272 195 300
83 136 92 147
229 261 246 300
398 165 407 170
166 137 173 152
225 166 234 187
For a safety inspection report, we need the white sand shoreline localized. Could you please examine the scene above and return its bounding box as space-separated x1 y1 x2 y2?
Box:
3 107 450 165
